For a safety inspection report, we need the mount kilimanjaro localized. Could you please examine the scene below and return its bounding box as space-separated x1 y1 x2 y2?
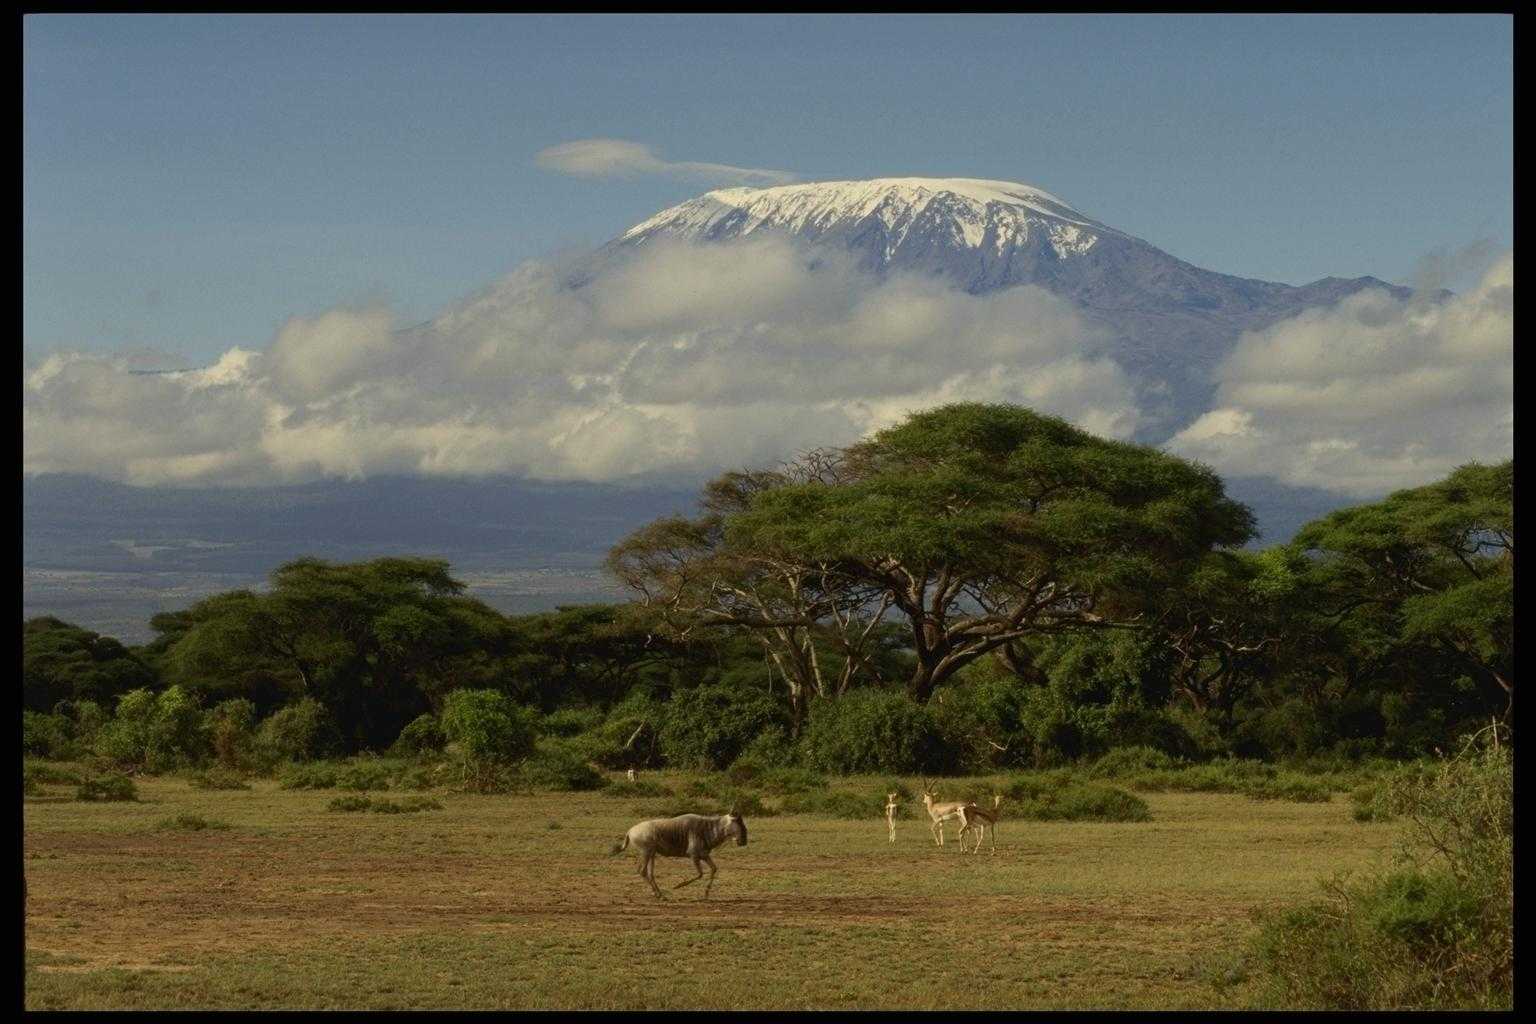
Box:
589 176 1414 438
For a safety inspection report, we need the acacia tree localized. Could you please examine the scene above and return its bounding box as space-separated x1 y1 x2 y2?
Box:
163 557 512 750
608 463 897 733
1294 461 1514 724
617 403 1255 705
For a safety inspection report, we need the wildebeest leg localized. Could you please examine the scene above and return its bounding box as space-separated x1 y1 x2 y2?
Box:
641 851 663 898
702 855 718 898
674 856 705 889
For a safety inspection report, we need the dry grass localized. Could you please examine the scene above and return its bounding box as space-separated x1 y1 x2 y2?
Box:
23 771 1396 1010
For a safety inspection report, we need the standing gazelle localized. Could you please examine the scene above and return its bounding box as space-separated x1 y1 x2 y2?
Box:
884 792 901 843
958 794 1004 854
610 810 748 898
919 779 971 847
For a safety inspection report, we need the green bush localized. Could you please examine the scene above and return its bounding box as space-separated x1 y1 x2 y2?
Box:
24 761 83 787
205 698 257 769
780 790 879 819
541 707 603 738
327 794 373 812
391 713 446 757
369 796 442 814
188 766 251 791
521 747 606 792
1001 775 1150 822
278 762 341 790
93 686 209 772
22 711 77 760
254 698 342 766
441 690 539 762
658 685 787 771
801 689 947 775
1250 743 1511 1009
757 767 828 795
336 759 395 792
156 813 230 832
1089 746 1180 777
76 772 138 802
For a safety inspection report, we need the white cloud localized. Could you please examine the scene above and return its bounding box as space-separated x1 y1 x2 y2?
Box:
535 138 800 187
1168 253 1513 497
22 238 1141 488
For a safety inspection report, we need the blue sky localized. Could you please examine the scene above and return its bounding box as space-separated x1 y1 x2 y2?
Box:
25 14 1512 363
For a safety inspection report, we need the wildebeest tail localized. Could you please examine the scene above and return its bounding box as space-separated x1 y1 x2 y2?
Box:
609 834 629 856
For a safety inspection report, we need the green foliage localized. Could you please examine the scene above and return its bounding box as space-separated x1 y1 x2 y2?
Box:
93 685 210 772
325 793 442 813
540 707 604 738
1002 775 1151 822
188 766 251 791
658 684 787 771
24 761 83 787
278 762 340 790
1089 746 1179 777
254 698 342 766
440 690 539 763
205 698 257 769
779 789 881 819
336 759 396 792
1251 744 1511 1008
76 772 138 802
801 689 947 775
390 714 446 757
23 617 157 713
521 746 607 792
23 711 77 760
155 813 231 832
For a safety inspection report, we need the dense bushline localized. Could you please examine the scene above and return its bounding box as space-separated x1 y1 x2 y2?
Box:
20 407 1512 779
1249 738 1512 1009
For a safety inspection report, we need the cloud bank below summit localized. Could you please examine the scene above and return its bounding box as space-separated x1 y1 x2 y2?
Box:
23 229 1512 498
1169 253 1513 497
23 238 1141 487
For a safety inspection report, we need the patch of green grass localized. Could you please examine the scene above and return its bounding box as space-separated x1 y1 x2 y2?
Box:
154 813 231 832
75 773 138 803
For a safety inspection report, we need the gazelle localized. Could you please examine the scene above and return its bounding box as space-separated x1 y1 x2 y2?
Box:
919 779 971 847
958 794 1004 854
884 792 900 843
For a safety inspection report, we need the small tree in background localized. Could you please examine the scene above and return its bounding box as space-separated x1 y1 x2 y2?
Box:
440 689 539 791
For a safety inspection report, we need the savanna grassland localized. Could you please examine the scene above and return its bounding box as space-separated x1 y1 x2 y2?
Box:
23 772 1398 1011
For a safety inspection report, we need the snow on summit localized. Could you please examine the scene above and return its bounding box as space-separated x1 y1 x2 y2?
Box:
620 176 1116 258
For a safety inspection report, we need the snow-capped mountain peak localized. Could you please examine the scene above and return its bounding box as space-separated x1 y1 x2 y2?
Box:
619 176 1116 261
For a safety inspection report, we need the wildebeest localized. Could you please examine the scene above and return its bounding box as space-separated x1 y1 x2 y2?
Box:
610 811 748 898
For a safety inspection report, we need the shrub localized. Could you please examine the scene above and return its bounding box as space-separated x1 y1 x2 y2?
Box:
735 727 798 769
327 795 373 812
76 772 138 802
369 796 442 814
541 707 603 738
1250 743 1511 1009
1002 775 1150 822
801 689 947 775
24 761 82 787
658 685 787 771
22 711 77 760
205 698 257 769
336 759 395 792
757 767 827 795
188 766 251 791
156 813 230 832
780 790 880 819
521 747 606 792
391 713 446 757
254 698 341 765
93 686 209 772
441 690 539 762
1243 774 1332 803
1090 746 1179 778
278 762 341 790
